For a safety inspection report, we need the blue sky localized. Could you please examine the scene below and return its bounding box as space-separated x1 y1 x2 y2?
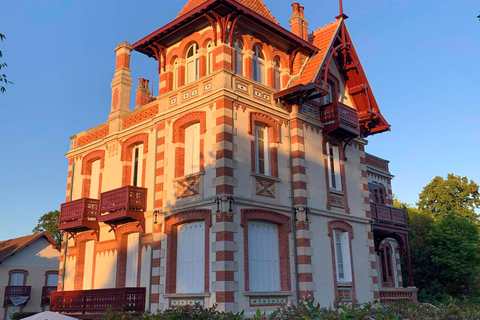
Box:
1 0 479 240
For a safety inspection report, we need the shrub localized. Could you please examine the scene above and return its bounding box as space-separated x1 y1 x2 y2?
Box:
10 312 38 320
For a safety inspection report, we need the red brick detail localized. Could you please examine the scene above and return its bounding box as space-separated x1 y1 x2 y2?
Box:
116 53 130 70
241 209 291 292
121 133 149 161
80 150 106 199
77 126 109 148
176 175 201 199
248 112 280 143
164 210 212 294
172 111 206 143
122 105 159 130
327 220 357 305
112 89 119 110
254 176 276 198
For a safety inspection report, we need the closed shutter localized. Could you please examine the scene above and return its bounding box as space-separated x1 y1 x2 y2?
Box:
126 233 139 287
184 124 200 175
10 273 24 286
90 160 100 199
47 274 59 287
248 221 280 292
334 231 352 283
187 59 197 84
176 221 205 293
83 241 94 290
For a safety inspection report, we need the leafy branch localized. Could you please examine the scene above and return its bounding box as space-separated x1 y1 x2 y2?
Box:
0 33 13 93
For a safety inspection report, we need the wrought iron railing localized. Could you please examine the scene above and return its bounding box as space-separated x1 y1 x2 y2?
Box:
371 203 407 228
59 198 99 226
50 287 146 316
100 186 147 216
3 286 31 307
320 101 359 132
379 287 418 305
41 286 57 307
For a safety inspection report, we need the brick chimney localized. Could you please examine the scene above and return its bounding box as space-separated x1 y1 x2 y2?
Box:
289 3 309 41
109 41 133 119
136 78 151 107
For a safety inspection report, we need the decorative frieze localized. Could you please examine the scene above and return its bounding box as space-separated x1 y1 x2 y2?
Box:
122 105 159 129
77 126 109 147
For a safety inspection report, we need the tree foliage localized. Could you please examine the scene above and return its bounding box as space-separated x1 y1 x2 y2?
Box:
429 214 480 297
417 174 480 222
0 33 13 93
32 210 61 246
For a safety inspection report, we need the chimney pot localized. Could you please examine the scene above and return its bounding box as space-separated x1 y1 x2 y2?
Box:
299 6 305 17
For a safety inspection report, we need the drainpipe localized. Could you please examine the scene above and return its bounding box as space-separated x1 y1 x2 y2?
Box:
148 126 159 312
288 119 301 306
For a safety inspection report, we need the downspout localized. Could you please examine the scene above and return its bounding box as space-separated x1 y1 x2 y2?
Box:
288 118 301 306
62 160 75 291
148 126 159 312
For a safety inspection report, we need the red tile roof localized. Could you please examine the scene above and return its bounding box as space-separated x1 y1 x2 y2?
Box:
177 0 279 25
292 20 341 86
0 232 58 262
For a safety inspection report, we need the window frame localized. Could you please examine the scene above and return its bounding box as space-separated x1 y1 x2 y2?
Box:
326 142 342 192
173 58 179 90
131 144 144 187
184 123 201 176
274 58 282 91
254 124 270 176
8 270 28 286
206 41 214 75
252 45 265 84
234 40 244 76
185 43 199 84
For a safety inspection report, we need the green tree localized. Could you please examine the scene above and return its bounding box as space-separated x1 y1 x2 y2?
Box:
32 210 61 246
429 213 480 297
0 33 13 93
417 174 480 222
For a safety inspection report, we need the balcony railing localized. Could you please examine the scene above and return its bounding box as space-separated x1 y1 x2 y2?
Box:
41 286 57 307
371 203 407 228
379 287 418 305
50 288 146 317
99 186 147 223
320 101 360 137
59 198 99 231
3 286 31 307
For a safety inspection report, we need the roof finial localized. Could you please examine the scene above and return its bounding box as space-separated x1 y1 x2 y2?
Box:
336 0 349 20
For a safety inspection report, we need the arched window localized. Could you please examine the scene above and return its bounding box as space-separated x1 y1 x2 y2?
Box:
173 58 179 90
274 58 281 90
234 40 244 76
380 242 395 287
252 45 265 84
206 41 214 75
186 43 199 84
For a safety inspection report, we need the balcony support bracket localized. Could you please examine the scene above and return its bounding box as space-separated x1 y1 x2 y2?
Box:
342 136 355 161
66 231 76 241
105 223 118 235
136 218 146 233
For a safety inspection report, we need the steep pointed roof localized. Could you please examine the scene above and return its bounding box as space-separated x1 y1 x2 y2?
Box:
292 20 341 86
177 0 279 24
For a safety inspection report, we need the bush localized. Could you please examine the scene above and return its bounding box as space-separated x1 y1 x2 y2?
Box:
103 298 480 320
10 312 38 320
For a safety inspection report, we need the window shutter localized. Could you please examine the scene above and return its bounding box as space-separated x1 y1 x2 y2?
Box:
83 241 94 290
126 233 139 287
10 273 24 286
176 221 205 293
326 142 333 189
187 60 196 84
192 123 200 173
131 145 144 187
248 221 281 292
90 160 100 199
332 146 342 191
184 126 194 175
340 231 352 282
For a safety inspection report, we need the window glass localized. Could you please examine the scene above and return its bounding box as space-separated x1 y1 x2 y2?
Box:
46 273 58 287
131 144 143 187
255 125 270 175
207 42 214 75
334 230 352 282
274 58 281 90
234 41 244 75
186 44 199 84
10 273 24 286
248 221 280 292
252 45 265 84
327 143 342 191
173 58 179 90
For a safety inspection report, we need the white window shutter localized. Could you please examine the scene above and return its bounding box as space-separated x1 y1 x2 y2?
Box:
248 221 281 292
176 221 205 293
89 160 100 199
341 232 352 282
184 126 194 175
326 143 333 189
83 241 94 290
192 123 200 173
126 233 139 287
333 146 342 191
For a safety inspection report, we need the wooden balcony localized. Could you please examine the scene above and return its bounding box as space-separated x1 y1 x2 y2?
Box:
379 287 418 305
320 101 360 138
50 288 146 318
59 198 99 231
3 286 31 307
41 286 57 307
371 203 407 229
99 186 147 223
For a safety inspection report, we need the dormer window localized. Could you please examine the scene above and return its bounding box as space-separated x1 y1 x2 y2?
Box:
186 43 199 84
252 45 265 84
